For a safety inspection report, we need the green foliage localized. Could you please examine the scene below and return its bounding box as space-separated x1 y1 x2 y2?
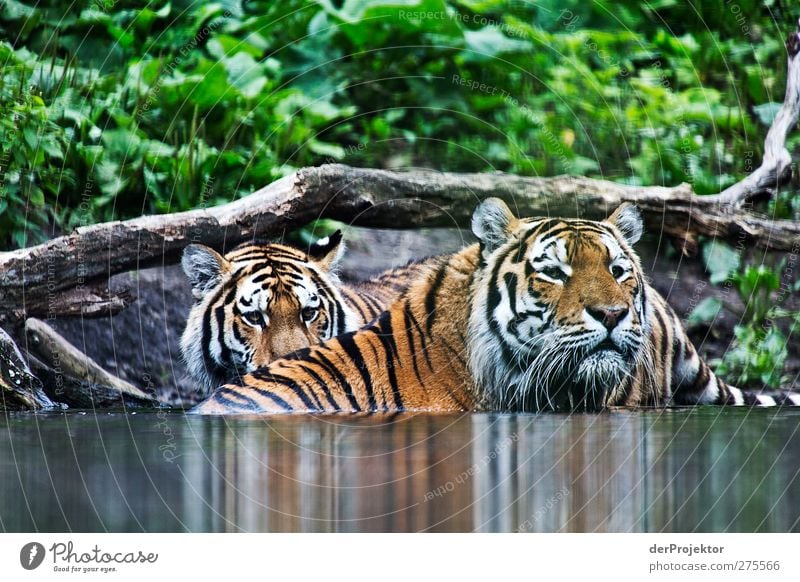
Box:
687 296 723 328
0 43 72 247
2 0 800 248
718 324 790 389
2 0 799 387
702 240 741 285
691 257 799 389
0 0 359 245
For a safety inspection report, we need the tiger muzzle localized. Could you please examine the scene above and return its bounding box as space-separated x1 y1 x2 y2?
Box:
586 305 628 331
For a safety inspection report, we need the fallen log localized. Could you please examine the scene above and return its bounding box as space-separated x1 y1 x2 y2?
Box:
1 166 799 324
18 281 135 322
24 318 154 402
27 353 163 409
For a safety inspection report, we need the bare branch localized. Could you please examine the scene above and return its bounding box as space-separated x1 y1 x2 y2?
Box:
707 20 800 206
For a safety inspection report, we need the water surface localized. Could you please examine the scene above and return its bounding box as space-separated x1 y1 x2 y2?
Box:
2 408 798 532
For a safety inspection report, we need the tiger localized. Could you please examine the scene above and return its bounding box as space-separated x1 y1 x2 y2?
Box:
190 198 800 414
180 230 438 393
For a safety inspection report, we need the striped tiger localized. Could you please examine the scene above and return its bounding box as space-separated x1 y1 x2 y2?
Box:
191 199 800 413
180 231 437 393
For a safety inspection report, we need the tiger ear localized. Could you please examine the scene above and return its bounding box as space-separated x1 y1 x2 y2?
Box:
308 230 344 271
182 244 231 299
472 198 518 258
606 203 643 245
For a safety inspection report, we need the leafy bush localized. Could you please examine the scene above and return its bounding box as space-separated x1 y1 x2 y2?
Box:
691 250 800 389
2 0 799 247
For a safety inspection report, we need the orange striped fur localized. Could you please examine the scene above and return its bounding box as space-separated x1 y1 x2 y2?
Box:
181 231 437 394
192 200 800 413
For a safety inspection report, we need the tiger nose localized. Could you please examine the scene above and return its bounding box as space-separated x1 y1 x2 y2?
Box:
586 306 628 330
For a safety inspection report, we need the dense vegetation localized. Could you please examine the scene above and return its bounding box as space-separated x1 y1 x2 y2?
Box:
1 0 799 388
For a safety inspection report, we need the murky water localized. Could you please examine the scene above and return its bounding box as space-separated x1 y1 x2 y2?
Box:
1 408 799 532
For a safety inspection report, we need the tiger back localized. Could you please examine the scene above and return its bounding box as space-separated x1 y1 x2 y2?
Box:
180 230 436 393
191 200 800 414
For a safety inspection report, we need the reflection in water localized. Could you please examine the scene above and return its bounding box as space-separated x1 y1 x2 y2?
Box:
1 408 798 532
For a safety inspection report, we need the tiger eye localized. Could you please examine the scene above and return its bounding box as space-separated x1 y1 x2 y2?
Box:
242 311 266 327
301 306 319 322
540 266 567 281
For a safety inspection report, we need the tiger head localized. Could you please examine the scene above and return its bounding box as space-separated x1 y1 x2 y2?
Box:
467 198 652 412
180 232 358 392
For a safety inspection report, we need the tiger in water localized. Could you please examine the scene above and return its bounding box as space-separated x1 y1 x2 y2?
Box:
180 230 437 393
190 199 800 413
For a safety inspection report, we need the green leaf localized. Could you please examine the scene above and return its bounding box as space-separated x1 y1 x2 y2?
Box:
753 102 781 126
189 3 228 36
102 129 142 156
28 186 45 206
370 117 390 139
687 297 723 327
23 127 39 149
702 240 740 285
192 66 231 107
463 26 531 60
41 139 63 160
145 140 176 158
221 53 267 99
207 35 264 59
308 139 345 159
155 3 172 18
565 155 600 175
736 265 780 297
106 25 136 50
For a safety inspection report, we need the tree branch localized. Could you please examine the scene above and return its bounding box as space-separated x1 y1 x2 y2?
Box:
1 163 799 323
707 20 800 206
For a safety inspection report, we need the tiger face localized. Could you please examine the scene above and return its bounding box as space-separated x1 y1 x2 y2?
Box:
468 199 651 412
180 232 358 392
